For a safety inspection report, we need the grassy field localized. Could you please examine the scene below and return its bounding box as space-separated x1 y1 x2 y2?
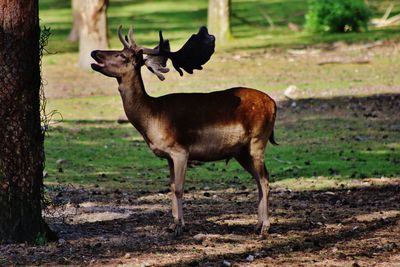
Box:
39 0 400 191
44 93 400 192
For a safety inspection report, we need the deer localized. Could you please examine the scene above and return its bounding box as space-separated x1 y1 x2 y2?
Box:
91 26 278 237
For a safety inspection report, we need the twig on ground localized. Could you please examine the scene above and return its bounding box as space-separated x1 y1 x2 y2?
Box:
317 57 370 65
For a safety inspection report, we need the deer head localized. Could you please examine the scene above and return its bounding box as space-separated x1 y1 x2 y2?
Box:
91 26 155 78
91 25 215 80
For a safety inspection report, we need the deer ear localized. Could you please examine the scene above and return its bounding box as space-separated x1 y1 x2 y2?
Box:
134 49 144 65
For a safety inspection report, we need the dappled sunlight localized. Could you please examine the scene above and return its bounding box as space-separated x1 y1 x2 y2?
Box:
361 149 393 155
207 214 257 226
4 183 391 265
72 211 132 224
349 210 400 223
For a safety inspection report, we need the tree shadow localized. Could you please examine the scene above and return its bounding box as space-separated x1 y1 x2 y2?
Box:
2 170 399 265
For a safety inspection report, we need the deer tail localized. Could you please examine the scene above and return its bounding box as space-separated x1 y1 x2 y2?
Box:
269 130 278 146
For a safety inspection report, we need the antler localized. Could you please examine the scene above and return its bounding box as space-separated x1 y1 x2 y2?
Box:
118 26 130 48
117 25 215 81
141 27 215 79
118 25 139 49
167 26 215 76
143 36 171 81
127 27 137 49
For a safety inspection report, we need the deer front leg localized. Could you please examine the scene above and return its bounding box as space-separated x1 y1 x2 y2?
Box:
168 153 188 237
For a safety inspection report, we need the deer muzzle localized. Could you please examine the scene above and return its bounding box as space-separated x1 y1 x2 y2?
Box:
90 50 105 71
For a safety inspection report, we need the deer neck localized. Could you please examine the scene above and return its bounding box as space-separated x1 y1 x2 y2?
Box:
117 69 153 134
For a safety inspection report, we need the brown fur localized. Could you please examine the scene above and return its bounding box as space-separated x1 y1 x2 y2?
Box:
91 43 277 237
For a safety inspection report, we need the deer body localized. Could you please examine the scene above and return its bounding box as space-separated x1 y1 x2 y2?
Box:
91 26 277 237
120 70 276 161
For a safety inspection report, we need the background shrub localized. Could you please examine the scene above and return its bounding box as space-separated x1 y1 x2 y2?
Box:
305 0 372 33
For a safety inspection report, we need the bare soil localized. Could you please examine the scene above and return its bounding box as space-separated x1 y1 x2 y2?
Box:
1 178 399 266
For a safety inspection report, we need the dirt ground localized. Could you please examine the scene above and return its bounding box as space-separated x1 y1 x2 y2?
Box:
0 178 399 266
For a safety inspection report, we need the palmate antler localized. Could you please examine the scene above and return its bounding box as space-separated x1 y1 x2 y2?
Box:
118 25 216 80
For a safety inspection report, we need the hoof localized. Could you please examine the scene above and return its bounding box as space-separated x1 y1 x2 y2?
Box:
174 224 184 238
255 221 270 237
168 223 184 237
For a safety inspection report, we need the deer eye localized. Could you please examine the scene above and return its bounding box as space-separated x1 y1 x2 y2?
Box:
119 54 127 59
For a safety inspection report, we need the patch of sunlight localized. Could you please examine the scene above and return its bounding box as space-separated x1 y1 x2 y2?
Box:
273 176 342 191
361 149 391 155
207 214 256 226
386 143 400 149
92 171 120 176
72 211 132 223
346 210 400 223
72 140 101 146
122 136 145 142
48 201 170 224
137 193 170 202
191 233 249 243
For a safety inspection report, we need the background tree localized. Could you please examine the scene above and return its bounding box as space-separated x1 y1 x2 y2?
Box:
67 0 80 41
208 0 232 44
0 0 57 243
78 0 109 69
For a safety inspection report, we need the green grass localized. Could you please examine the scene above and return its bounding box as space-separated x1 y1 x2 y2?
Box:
44 96 400 191
39 0 400 53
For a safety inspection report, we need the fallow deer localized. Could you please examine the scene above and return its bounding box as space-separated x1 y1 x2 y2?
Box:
91 26 278 237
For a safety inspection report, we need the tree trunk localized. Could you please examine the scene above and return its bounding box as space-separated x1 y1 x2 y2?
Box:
67 0 80 41
208 0 232 45
0 0 57 243
78 0 109 69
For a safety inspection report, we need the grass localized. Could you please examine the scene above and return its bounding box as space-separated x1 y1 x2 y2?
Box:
44 95 400 192
43 45 400 106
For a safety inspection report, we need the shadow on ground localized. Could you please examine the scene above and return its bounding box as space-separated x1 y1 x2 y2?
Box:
1 181 399 266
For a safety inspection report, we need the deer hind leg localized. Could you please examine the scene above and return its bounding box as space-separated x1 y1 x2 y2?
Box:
254 160 270 236
236 142 270 236
168 153 188 237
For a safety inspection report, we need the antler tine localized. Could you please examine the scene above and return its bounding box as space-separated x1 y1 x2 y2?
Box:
143 32 171 81
141 30 166 55
144 59 169 81
118 25 130 48
127 27 137 48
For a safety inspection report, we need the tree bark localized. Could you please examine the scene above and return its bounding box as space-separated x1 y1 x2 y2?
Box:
0 0 57 243
78 0 109 69
67 0 80 41
208 0 232 45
